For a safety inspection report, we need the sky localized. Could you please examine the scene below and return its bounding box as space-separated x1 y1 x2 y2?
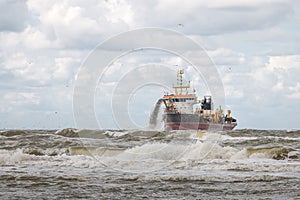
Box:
0 0 300 130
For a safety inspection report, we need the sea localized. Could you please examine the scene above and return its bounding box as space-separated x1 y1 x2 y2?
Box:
1 129 299 199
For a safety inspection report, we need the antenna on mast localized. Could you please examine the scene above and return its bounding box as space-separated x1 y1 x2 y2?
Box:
173 69 190 95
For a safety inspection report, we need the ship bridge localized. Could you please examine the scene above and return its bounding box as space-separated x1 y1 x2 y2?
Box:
162 70 198 114
162 94 196 101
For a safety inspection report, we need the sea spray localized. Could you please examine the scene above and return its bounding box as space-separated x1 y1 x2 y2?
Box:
1 129 299 199
149 99 164 129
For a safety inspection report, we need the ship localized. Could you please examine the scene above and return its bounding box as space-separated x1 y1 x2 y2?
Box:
150 69 237 131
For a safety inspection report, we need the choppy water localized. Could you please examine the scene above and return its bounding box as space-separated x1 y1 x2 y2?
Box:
1 129 300 199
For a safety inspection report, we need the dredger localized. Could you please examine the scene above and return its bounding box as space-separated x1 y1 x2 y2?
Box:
150 69 237 131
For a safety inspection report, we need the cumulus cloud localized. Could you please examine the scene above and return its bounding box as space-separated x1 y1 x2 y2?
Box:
225 54 300 103
250 55 300 97
266 55 300 70
0 50 81 89
0 0 299 129
27 0 132 48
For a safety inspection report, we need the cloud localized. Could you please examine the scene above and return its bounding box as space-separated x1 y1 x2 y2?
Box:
288 83 300 99
253 55 300 98
1 51 81 86
2 52 51 84
0 0 299 129
4 92 40 106
208 48 245 66
212 51 300 128
266 55 300 70
27 0 131 49
0 0 29 32
229 54 300 104
129 0 293 35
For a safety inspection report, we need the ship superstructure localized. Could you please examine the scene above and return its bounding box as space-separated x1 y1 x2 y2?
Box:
161 69 237 131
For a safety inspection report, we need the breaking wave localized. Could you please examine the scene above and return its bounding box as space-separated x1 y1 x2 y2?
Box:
1 129 299 172
1 128 299 199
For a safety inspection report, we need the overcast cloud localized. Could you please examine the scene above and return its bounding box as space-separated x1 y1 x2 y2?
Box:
0 0 299 129
0 0 29 32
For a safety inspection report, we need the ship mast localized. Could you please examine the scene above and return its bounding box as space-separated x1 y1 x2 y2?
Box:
173 69 190 95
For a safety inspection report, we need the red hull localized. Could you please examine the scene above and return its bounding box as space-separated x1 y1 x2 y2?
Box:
165 122 236 131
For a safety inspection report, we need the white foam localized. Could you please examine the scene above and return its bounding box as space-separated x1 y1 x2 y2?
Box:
230 149 248 160
55 128 78 135
264 136 300 141
104 130 129 137
288 151 300 159
3 129 298 173
118 143 186 160
0 149 31 165
183 142 239 160
112 139 240 162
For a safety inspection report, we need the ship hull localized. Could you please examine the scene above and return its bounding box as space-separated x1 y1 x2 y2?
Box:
163 113 236 131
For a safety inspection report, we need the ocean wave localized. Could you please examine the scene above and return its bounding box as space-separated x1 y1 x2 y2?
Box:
1 129 299 171
69 147 124 157
0 130 27 136
22 147 69 156
0 149 31 165
228 129 300 137
55 128 79 137
245 146 295 160
70 141 300 162
138 173 292 183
